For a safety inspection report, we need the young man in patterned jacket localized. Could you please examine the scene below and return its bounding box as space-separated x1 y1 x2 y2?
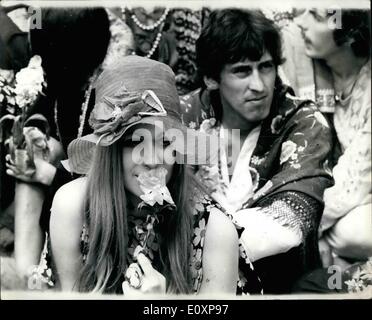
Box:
180 9 334 294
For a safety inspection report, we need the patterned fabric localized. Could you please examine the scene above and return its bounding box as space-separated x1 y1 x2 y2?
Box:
181 86 334 206
102 9 133 68
28 233 55 289
171 8 208 95
122 7 208 95
321 60 371 232
180 84 334 292
256 191 322 242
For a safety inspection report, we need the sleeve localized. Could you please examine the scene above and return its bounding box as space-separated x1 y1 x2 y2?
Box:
251 102 334 242
256 191 322 242
321 110 371 232
265 102 334 202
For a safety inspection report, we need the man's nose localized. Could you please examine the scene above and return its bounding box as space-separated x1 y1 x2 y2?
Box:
249 69 265 92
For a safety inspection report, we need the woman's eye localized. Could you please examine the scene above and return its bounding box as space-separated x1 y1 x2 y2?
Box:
123 139 141 148
122 136 144 148
159 139 172 148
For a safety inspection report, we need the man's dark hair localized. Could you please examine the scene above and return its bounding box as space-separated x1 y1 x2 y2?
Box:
196 9 284 82
332 9 370 58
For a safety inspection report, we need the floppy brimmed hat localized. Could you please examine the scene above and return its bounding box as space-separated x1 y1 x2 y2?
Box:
64 56 218 174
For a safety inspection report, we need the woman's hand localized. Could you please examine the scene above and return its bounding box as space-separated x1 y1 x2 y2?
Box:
5 136 65 186
122 253 166 296
6 154 57 186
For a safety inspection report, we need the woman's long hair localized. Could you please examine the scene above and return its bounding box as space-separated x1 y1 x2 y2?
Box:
77 142 194 294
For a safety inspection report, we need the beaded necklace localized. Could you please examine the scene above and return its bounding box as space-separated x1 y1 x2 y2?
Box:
126 7 170 31
122 7 170 59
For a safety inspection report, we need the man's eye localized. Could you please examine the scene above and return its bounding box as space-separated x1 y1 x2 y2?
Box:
233 67 251 77
259 62 274 72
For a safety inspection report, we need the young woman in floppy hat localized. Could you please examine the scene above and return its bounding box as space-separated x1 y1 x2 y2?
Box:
42 56 254 295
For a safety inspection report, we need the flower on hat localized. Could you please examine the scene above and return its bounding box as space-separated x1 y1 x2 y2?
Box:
90 83 167 146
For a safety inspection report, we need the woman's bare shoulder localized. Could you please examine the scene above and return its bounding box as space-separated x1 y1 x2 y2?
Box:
51 177 88 222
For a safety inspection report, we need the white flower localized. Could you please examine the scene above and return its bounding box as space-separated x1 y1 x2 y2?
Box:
14 55 45 108
137 167 175 206
280 140 297 164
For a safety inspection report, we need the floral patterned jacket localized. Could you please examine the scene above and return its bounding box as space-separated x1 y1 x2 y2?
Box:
180 85 334 293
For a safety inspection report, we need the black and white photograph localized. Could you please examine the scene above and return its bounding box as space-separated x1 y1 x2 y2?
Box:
0 0 370 308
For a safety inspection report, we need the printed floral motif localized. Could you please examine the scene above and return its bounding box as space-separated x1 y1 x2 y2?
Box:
344 259 372 293
28 234 54 289
193 218 206 247
190 248 203 290
250 155 265 166
280 140 308 169
280 140 297 164
195 164 225 195
191 187 210 215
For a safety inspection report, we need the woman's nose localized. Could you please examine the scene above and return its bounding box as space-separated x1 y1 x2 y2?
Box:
142 144 163 168
295 10 308 31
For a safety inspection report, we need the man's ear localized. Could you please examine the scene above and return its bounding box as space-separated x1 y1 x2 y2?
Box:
203 76 219 90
